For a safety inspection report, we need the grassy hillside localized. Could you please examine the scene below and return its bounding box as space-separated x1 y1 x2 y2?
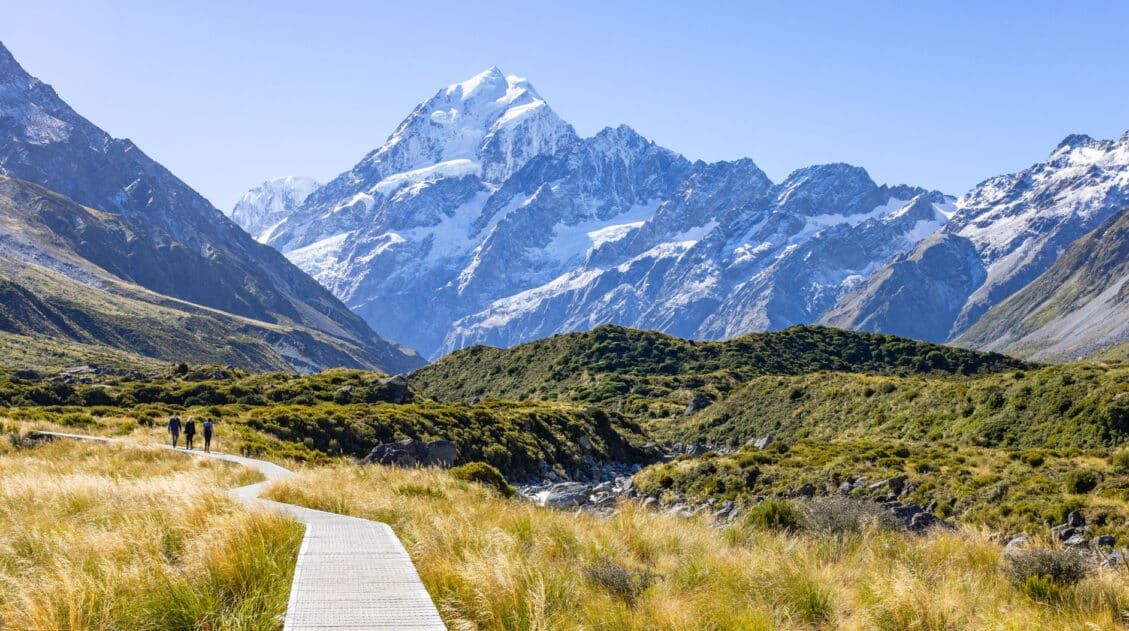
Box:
413 324 1028 419
635 437 1129 539
0 330 166 374
264 461 1129 630
0 438 300 629
0 369 650 480
670 362 1129 450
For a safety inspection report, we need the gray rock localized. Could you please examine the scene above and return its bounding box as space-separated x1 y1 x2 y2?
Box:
377 375 411 403
1005 535 1028 551
752 434 774 451
1063 534 1089 548
541 482 593 508
424 440 457 468
1067 510 1086 528
1050 524 1076 541
363 438 457 468
838 481 853 494
684 393 711 415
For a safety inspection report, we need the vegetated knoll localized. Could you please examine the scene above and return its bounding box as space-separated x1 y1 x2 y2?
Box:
634 438 1129 540
1 368 649 480
412 324 1028 419
671 362 1129 450
0 177 420 372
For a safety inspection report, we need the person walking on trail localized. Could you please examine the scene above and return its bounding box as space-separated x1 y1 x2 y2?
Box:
184 417 197 450
202 418 214 453
168 414 182 448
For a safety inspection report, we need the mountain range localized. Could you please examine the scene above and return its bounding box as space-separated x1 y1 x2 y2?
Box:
0 41 422 373
233 67 1127 361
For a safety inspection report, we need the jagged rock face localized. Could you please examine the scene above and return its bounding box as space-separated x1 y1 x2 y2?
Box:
236 68 953 359
229 176 319 243
0 41 422 373
827 132 1129 342
956 206 1129 360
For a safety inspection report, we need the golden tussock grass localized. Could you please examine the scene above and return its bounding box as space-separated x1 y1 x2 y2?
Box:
267 464 1129 630
0 439 302 630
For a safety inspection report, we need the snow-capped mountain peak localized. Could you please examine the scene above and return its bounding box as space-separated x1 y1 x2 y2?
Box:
229 175 320 242
233 68 955 358
355 66 576 188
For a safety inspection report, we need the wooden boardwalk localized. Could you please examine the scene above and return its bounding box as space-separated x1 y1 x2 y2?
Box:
37 433 447 630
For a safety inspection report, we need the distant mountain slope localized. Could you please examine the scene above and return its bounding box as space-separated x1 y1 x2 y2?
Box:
0 41 421 373
0 177 410 372
236 68 952 359
956 206 1129 360
825 132 1129 344
410 324 1028 416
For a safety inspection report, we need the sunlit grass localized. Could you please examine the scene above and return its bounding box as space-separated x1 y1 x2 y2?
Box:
0 439 302 630
268 463 1129 630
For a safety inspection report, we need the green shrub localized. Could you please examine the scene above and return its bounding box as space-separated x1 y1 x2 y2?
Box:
1110 448 1129 473
1003 549 1087 597
800 497 899 535
450 462 515 497
1064 469 1101 494
743 499 801 531
582 558 658 606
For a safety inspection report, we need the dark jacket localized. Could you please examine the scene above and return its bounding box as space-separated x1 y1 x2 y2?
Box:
168 417 181 433
184 420 196 435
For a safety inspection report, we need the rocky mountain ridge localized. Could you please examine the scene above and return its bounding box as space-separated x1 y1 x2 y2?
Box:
237 68 955 358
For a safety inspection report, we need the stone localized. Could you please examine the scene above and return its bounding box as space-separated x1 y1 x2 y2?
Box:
541 482 593 507
641 497 658 509
752 434 774 451
378 375 411 403
796 483 816 498
838 481 853 494
684 393 711 415
1050 524 1076 541
869 475 908 495
577 435 594 452
1066 510 1086 528
1005 535 1028 551
364 438 457 468
1096 534 1116 547
1063 534 1089 548
423 440 457 468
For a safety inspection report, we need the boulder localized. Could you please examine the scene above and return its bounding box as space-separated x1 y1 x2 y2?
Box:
378 375 411 403
1066 510 1086 528
541 482 593 508
1096 534 1116 547
684 393 711 415
1063 534 1089 548
1005 535 1028 551
424 440 457 467
1050 524 1076 541
363 438 457 468
751 434 774 451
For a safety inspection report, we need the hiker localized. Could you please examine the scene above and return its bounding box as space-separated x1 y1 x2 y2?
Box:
203 418 214 453
184 416 197 450
168 413 181 448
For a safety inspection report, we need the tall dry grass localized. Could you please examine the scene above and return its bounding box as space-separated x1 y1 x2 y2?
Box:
267 464 1129 630
0 438 302 630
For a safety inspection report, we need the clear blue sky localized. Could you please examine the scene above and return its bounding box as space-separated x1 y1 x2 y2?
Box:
4 1 1127 210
